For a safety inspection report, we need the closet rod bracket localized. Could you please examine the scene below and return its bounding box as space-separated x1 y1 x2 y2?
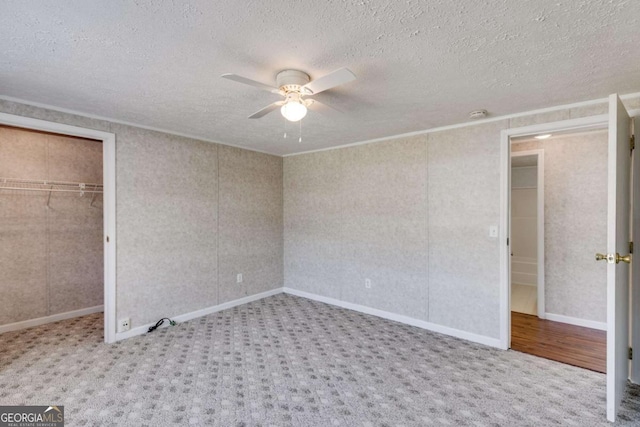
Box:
46 183 53 209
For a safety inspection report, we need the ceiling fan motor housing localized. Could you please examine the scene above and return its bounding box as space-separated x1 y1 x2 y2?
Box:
276 69 311 93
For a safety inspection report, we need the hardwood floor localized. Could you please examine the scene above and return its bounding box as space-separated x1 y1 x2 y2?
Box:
511 312 606 373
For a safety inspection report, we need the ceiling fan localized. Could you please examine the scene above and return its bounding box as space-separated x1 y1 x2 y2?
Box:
221 68 356 122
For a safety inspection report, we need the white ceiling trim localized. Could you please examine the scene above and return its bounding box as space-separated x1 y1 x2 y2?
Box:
0 94 280 156
2 92 639 159
283 91 640 157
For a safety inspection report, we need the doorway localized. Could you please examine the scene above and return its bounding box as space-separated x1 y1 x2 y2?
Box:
0 112 116 343
500 95 639 422
507 128 609 373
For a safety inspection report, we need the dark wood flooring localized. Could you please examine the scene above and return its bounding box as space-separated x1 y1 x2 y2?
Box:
511 312 606 373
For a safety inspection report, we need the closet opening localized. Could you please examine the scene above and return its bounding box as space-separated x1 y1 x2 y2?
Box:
508 127 608 373
0 115 116 343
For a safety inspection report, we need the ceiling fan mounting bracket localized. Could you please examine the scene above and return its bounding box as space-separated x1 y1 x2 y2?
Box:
276 69 311 94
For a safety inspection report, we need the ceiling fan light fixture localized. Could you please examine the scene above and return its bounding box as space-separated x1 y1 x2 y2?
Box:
221 67 355 121
281 99 307 122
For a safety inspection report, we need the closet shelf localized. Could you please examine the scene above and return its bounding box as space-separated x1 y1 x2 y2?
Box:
0 177 103 207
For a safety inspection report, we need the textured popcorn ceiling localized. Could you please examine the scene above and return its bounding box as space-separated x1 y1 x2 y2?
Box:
0 1 638 155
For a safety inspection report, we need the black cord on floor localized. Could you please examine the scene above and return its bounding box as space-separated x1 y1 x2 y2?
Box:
148 317 176 333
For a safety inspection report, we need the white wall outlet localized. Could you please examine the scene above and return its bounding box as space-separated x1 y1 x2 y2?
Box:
365 278 372 289
489 225 498 238
119 318 130 332
236 273 243 283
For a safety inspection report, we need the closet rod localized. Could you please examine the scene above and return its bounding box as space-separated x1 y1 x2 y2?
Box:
0 187 103 194
1 178 103 187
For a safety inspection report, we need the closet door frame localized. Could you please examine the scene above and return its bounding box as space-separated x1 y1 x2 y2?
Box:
0 112 117 344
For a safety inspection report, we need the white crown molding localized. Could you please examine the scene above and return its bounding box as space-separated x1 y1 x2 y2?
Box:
0 95 280 157
2 91 639 158
283 91 640 157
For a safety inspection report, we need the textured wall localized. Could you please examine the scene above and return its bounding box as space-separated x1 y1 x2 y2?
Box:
218 145 283 303
0 95 635 340
284 98 639 340
0 100 284 331
285 125 501 338
284 149 344 300
427 122 504 337
339 139 427 320
284 138 429 319
0 126 103 326
514 131 608 322
114 124 219 326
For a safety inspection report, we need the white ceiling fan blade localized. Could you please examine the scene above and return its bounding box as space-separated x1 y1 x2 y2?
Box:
302 68 356 95
248 102 283 119
221 73 281 94
307 99 343 116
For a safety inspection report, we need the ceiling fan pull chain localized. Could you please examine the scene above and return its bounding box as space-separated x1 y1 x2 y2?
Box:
299 119 302 143
283 116 287 139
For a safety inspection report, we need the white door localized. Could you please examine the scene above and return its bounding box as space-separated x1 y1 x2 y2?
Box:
605 94 632 422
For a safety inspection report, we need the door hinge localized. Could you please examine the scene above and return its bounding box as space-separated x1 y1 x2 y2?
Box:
106 235 110 243
631 135 635 152
630 347 633 360
630 241 634 254
507 237 509 246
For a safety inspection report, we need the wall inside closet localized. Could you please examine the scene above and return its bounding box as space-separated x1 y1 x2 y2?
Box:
0 125 103 328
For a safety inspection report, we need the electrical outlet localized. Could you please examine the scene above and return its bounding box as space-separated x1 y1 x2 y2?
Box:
237 273 243 283
119 318 130 332
365 278 372 289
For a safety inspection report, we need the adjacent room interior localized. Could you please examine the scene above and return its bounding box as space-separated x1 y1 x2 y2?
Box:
1 1 640 426
509 129 608 374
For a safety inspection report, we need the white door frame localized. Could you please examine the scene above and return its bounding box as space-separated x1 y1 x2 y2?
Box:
633 116 640 384
499 114 609 349
0 112 117 344
510 149 545 319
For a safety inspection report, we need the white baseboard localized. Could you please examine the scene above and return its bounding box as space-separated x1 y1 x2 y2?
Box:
115 288 284 341
544 312 607 331
282 287 503 349
0 305 104 334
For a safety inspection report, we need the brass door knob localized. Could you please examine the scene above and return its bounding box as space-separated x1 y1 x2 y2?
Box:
596 253 631 263
616 253 631 264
